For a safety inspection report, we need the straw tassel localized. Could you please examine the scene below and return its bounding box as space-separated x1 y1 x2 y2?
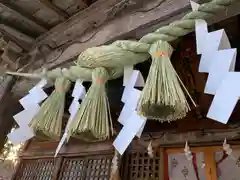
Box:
69 67 113 142
137 40 190 122
110 150 121 180
29 77 71 140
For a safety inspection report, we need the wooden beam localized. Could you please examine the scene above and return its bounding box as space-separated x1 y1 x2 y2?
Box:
0 23 34 50
31 0 240 70
0 1 49 33
11 0 240 96
52 157 63 180
39 0 69 20
204 149 217 180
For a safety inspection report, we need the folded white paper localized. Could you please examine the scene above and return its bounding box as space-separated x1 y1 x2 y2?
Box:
55 132 68 157
123 66 134 86
205 30 230 53
20 87 47 109
204 49 236 94
55 79 86 157
118 88 141 125
190 0 200 11
19 94 38 109
113 112 147 155
136 119 146 138
207 72 240 124
69 99 80 120
29 86 48 102
122 70 144 103
35 79 47 89
191 1 205 55
7 127 34 145
198 30 231 72
72 79 86 100
13 105 40 126
11 79 48 145
195 19 208 55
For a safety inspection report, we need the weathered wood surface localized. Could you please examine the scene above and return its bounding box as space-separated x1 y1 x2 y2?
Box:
30 0 240 71
0 76 21 152
19 125 240 158
11 0 240 96
20 139 114 158
0 1 48 33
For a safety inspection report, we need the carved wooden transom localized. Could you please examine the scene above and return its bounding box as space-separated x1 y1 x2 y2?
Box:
58 155 113 180
123 150 163 180
14 158 55 180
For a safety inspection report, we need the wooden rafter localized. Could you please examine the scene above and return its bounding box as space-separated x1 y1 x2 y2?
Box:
31 0 240 71
0 0 49 33
39 0 69 20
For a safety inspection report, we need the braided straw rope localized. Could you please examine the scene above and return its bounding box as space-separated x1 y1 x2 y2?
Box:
140 0 235 44
6 0 236 81
5 0 237 140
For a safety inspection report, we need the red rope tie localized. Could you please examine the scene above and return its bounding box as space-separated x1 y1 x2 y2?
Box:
96 78 105 84
192 152 200 180
155 51 168 57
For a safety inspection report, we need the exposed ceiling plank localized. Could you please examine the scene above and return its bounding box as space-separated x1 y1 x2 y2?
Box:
32 0 240 70
0 23 34 51
0 17 40 38
0 0 50 33
11 0 240 96
39 0 70 20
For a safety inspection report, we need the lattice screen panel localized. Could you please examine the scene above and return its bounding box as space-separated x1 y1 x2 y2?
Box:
59 154 113 180
123 150 163 180
14 158 55 180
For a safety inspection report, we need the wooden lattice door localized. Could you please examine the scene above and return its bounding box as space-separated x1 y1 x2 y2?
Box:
58 154 113 180
122 149 164 180
14 158 55 180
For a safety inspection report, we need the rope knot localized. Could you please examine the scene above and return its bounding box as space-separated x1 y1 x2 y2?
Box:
149 40 173 59
92 67 109 84
55 77 71 92
155 51 168 57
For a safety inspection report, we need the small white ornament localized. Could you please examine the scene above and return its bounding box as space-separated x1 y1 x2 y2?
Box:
147 141 154 158
111 151 119 174
184 141 193 161
223 138 235 160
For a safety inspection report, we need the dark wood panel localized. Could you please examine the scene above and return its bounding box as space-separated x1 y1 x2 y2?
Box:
123 149 164 180
13 158 56 180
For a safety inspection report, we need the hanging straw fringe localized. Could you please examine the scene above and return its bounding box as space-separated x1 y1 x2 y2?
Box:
137 40 190 122
69 67 113 142
29 77 71 140
110 150 121 180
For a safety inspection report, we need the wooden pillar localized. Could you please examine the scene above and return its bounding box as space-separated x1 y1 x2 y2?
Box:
52 157 63 180
0 75 19 152
204 150 217 180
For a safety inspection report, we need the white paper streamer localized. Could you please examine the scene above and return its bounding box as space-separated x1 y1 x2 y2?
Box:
207 72 240 123
113 111 147 155
55 79 86 157
114 69 147 155
190 0 200 11
121 70 144 103
8 79 48 145
204 49 236 94
192 1 238 124
123 66 134 86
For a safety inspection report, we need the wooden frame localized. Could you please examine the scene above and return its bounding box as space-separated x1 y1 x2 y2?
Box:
164 145 240 180
122 148 164 180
